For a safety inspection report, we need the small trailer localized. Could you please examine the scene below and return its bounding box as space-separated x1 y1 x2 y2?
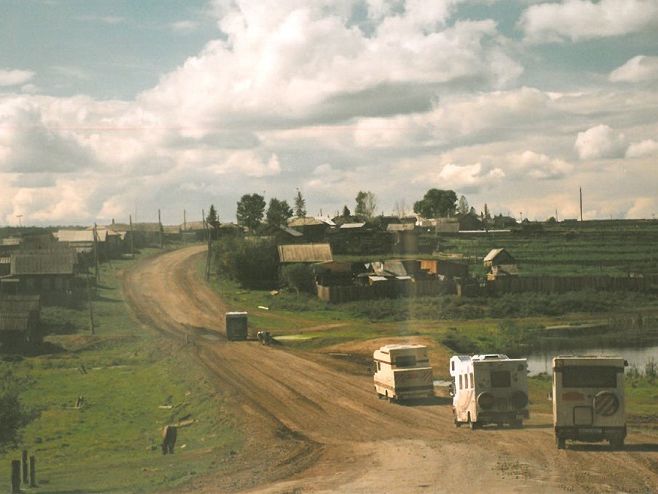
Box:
553 355 627 449
225 312 248 341
450 354 529 429
373 344 434 402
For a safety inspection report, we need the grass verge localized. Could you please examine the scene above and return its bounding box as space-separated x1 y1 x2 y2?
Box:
1 250 242 494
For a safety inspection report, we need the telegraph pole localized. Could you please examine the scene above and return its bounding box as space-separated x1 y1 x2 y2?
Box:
129 214 135 258
93 223 100 282
158 209 163 249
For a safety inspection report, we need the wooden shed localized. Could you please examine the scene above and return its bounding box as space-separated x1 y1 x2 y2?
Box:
0 294 42 348
277 243 333 263
483 248 515 267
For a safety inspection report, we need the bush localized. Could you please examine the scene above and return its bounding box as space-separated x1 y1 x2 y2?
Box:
0 366 32 452
280 264 316 295
213 237 279 289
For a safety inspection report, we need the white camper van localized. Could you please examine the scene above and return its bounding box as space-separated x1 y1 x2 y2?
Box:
553 355 627 449
373 344 434 401
450 354 529 429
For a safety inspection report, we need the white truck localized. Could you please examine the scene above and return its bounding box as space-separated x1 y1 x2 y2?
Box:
553 355 627 450
373 344 434 402
449 354 529 429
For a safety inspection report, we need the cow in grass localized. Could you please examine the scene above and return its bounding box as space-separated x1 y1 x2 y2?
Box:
161 425 177 454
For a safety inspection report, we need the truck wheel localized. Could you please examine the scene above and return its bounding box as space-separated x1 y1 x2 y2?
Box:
468 414 477 430
454 419 461 428
511 419 523 429
556 436 566 449
609 435 624 450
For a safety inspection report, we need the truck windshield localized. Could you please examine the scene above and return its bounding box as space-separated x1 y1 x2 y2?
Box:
562 366 618 388
394 356 417 367
490 370 511 388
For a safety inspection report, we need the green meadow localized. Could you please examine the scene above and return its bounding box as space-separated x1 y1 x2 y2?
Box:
1 251 242 494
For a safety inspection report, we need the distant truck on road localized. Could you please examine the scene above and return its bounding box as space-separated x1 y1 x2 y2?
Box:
553 355 627 449
225 312 248 341
450 354 529 429
373 344 434 402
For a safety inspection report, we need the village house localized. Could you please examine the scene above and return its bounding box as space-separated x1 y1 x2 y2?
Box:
0 249 79 304
0 294 42 349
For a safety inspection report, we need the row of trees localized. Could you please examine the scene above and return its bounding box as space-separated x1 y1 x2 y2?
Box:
208 187 508 233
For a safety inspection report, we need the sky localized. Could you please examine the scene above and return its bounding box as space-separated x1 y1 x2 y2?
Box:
1 0 657 226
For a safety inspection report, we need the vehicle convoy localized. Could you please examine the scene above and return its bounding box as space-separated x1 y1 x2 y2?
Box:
450 354 529 429
225 311 248 341
373 344 434 401
553 355 627 450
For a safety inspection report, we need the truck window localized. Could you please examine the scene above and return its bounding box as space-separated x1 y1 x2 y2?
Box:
562 366 618 388
470 373 474 388
395 355 417 367
490 370 511 388
459 375 463 390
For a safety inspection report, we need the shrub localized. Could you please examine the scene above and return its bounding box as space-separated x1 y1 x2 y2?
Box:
280 264 316 295
213 237 279 289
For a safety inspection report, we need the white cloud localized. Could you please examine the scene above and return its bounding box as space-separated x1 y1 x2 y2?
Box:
626 139 658 158
427 162 505 190
170 20 200 33
609 55 658 83
514 150 573 180
519 0 658 43
0 69 35 87
625 197 658 219
574 125 627 160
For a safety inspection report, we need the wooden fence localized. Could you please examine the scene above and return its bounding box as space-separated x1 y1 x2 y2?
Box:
487 274 658 295
316 279 455 304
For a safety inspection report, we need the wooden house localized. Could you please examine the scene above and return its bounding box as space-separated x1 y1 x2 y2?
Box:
0 294 41 348
483 248 515 267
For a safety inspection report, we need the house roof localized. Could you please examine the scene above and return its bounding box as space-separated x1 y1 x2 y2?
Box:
387 223 415 232
280 226 303 237
10 251 76 276
56 229 108 243
483 248 507 262
0 238 22 246
277 243 333 263
339 222 366 229
287 217 327 227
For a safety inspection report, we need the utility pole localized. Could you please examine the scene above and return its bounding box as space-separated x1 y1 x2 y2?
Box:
579 187 583 222
203 209 211 281
158 209 163 249
87 274 95 335
93 223 100 282
129 214 135 258
183 209 187 245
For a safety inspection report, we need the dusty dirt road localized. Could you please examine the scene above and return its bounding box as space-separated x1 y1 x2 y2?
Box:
124 245 658 493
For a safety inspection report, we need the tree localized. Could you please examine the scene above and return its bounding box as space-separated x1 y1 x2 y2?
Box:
266 198 293 227
206 204 220 239
457 195 470 216
0 367 31 452
342 205 351 217
393 199 408 218
236 193 266 231
294 189 306 217
355 191 377 218
413 189 457 218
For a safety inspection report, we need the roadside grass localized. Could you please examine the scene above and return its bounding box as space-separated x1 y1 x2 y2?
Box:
1 249 242 494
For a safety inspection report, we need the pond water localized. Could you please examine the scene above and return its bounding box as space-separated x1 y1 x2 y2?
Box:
526 344 658 375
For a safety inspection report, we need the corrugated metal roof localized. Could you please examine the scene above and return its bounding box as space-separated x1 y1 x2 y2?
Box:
280 227 303 237
340 223 366 229
10 251 75 275
277 243 333 263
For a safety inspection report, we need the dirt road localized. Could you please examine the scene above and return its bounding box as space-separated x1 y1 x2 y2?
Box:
124 245 658 493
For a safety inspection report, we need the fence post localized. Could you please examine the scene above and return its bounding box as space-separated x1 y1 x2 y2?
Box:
11 460 20 494
29 455 37 487
22 450 28 483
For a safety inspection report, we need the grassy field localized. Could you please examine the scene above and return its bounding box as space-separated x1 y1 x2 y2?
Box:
1 250 242 494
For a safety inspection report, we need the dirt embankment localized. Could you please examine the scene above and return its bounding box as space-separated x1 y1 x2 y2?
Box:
123 245 658 493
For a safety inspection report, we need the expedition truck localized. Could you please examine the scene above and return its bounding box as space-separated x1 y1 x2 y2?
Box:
225 311 248 341
373 344 434 401
450 354 529 429
553 355 627 450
